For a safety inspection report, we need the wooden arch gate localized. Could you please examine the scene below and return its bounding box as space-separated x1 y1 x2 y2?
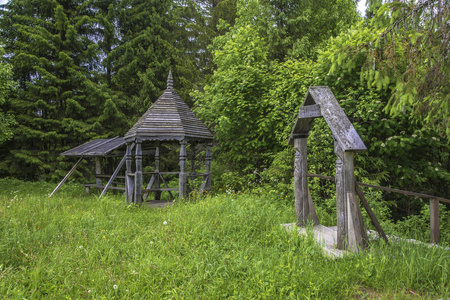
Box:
289 86 385 252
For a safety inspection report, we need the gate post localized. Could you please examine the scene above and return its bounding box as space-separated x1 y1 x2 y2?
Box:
294 136 309 226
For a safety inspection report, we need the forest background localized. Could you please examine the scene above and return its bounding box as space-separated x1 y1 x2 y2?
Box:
0 0 449 238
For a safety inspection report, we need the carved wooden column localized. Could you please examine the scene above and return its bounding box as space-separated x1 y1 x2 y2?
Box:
179 140 188 199
125 142 134 204
205 143 212 191
334 140 347 249
294 136 309 226
134 138 143 205
154 142 161 201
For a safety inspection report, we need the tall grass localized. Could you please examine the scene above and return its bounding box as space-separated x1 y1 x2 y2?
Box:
0 179 448 299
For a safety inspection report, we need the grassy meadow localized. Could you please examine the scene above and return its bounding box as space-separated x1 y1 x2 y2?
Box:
0 178 449 299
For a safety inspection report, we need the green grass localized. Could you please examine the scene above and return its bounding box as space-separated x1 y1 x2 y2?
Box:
0 179 448 299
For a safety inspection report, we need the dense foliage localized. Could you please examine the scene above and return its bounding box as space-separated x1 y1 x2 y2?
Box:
0 0 449 226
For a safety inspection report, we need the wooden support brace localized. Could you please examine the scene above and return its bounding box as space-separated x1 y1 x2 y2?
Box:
355 184 389 244
49 158 83 198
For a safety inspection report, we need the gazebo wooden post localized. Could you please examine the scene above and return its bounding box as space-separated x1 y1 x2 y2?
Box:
134 139 143 205
154 141 161 201
179 140 188 199
205 143 212 191
188 143 196 194
95 157 102 187
125 142 134 204
294 136 309 226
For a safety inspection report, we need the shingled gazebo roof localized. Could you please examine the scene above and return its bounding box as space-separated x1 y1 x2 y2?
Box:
124 71 213 143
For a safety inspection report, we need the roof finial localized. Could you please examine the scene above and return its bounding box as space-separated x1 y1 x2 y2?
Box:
167 70 173 89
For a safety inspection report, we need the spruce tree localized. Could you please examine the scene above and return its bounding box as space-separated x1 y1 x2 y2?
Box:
0 0 118 179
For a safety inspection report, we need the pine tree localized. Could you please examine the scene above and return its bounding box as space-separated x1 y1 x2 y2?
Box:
0 0 117 179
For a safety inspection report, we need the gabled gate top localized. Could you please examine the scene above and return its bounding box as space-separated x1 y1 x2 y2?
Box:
289 86 366 152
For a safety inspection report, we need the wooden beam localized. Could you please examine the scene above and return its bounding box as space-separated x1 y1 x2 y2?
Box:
125 143 134 204
179 140 188 199
95 157 102 186
355 184 389 244
307 173 450 204
347 192 364 252
294 138 309 226
430 199 440 244
99 147 133 199
298 104 322 119
335 155 347 250
49 158 83 198
154 143 161 200
134 139 143 205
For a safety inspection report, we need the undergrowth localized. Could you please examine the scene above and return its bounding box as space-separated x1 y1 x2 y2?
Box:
0 179 448 299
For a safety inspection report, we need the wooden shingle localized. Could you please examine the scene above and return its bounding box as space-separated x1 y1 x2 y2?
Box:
124 71 213 143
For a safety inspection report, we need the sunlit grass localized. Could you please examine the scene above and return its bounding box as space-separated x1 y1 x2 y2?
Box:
0 179 448 299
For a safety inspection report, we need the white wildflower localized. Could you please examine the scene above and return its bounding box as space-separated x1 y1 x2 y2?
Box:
113 285 118 290
412 134 417 138
435 168 439 171
381 143 386 147
163 221 167 225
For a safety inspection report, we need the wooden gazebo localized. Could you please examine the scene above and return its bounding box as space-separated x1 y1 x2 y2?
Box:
124 71 214 205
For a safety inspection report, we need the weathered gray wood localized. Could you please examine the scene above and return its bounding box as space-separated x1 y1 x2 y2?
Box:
95 157 102 186
294 138 309 226
124 72 213 143
335 150 347 250
205 144 212 191
308 87 366 152
347 192 364 252
159 173 174 200
61 137 125 157
307 186 320 225
134 139 143 205
430 199 439 244
298 104 322 119
49 157 83 197
142 174 155 201
125 143 134 204
307 172 450 204
154 143 161 201
355 184 389 244
179 140 188 199
99 148 131 199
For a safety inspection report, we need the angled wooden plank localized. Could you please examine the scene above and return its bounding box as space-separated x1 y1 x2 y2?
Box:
49 158 83 197
142 175 156 201
355 184 389 244
308 87 366 152
159 174 174 200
